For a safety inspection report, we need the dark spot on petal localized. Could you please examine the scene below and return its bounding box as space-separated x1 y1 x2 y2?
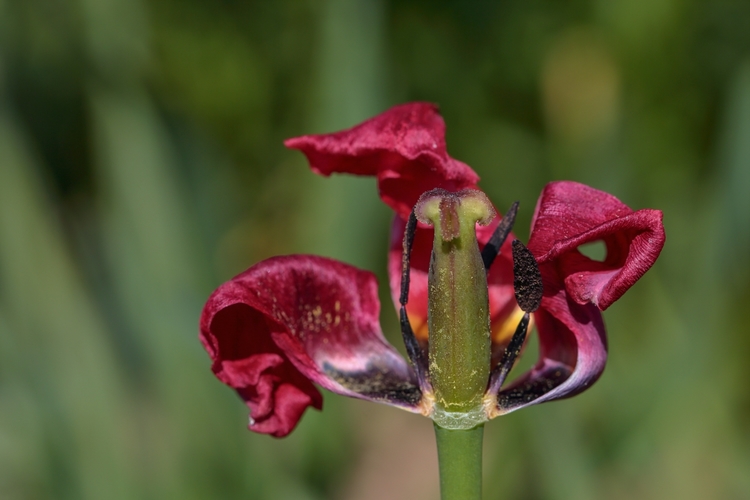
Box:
496 364 571 411
323 363 423 408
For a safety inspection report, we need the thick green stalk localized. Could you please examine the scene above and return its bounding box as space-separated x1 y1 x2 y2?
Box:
434 424 484 500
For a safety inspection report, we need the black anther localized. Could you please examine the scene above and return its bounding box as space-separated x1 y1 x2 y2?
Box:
481 201 519 271
512 240 543 313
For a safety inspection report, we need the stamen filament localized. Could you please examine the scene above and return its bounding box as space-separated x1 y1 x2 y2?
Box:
399 210 430 390
487 312 530 394
487 239 543 394
481 201 519 271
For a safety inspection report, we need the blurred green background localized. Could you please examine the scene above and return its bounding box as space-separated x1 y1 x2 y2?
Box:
1 0 749 499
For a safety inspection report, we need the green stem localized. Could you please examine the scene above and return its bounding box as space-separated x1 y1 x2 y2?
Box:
434 423 484 500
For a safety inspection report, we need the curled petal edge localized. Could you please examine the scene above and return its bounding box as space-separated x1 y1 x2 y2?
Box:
529 181 666 310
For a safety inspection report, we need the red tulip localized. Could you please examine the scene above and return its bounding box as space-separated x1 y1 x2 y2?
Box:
200 103 665 437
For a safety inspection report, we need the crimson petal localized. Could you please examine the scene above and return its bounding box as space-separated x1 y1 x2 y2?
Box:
495 181 665 413
200 255 423 437
284 102 479 219
528 181 665 310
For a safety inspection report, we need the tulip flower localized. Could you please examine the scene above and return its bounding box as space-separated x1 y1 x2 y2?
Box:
200 103 665 499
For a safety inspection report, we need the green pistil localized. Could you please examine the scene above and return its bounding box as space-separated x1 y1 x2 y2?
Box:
415 189 495 425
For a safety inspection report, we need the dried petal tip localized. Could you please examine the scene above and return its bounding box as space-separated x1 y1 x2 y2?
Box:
512 240 543 312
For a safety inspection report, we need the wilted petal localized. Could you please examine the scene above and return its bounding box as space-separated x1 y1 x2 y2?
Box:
528 181 665 310
200 255 422 437
285 102 479 219
493 181 664 413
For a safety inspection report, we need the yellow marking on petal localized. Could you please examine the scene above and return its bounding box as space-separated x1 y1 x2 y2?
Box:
491 306 533 345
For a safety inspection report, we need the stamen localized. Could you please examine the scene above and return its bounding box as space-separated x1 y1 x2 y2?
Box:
481 201 519 271
486 240 543 396
511 240 543 313
487 312 530 394
496 363 572 412
399 209 429 390
400 211 418 307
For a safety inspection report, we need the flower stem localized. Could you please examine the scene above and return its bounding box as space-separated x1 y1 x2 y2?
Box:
434 423 484 500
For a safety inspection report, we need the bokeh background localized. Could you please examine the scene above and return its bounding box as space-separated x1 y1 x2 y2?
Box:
2 0 750 499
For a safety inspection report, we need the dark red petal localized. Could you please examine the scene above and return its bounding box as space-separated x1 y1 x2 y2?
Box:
494 181 664 412
200 255 422 437
388 213 517 360
528 181 665 310
285 102 479 219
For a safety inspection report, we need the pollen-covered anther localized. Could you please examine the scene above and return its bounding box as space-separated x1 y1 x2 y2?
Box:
415 188 496 242
512 240 543 313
